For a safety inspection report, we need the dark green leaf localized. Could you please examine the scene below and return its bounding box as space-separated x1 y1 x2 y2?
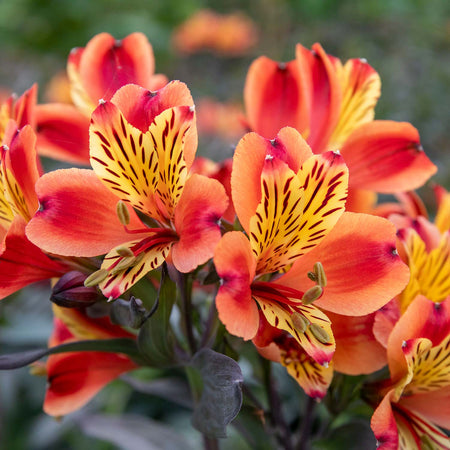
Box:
190 348 243 438
0 338 141 370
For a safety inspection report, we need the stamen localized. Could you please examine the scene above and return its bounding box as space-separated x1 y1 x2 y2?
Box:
307 271 317 282
84 268 108 287
420 435 435 450
313 262 327 288
291 312 309 334
116 200 130 226
302 286 323 305
309 323 331 344
116 246 135 257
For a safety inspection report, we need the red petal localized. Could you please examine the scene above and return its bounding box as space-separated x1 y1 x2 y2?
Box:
214 232 259 340
244 56 308 138
296 43 342 153
280 212 410 316
13 84 37 129
75 32 159 103
370 390 400 450
26 169 147 257
172 174 228 273
44 350 136 416
0 216 67 299
341 121 437 192
35 103 91 164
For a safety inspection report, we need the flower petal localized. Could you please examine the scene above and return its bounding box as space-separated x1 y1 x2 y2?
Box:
0 216 67 299
99 237 174 299
296 43 342 153
256 298 335 365
370 390 400 450
243 56 308 138
214 231 259 340
328 311 387 375
341 121 437 192
26 168 147 257
280 212 410 316
35 103 91 164
328 58 381 150
172 174 228 273
232 128 313 233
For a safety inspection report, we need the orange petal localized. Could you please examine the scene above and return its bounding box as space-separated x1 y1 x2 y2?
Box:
172 174 228 273
370 390 400 450
345 187 377 214
280 212 410 316
232 128 313 233
26 168 147 257
434 184 450 234
35 103 91 164
296 43 342 153
244 56 308 138
328 57 381 150
214 231 259 340
328 311 387 375
341 121 437 192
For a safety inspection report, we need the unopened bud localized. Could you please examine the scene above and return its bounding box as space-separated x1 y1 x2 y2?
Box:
313 262 327 287
302 285 323 304
291 312 309 334
84 268 108 287
51 271 102 307
116 200 130 226
309 323 331 344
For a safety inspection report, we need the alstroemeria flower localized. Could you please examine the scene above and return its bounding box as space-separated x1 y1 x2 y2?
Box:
27 83 228 299
36 32 168 164
44 306 137 417
243 43 437 212
214 127 409 397
371 296 450 449
0 122 68 299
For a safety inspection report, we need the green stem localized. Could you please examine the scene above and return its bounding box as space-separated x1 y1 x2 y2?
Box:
296 395 316 450
178 271 197 355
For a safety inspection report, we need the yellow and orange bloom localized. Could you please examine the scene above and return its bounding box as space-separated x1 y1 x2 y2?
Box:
214 126 409 397
0 121 68 298
27 82 228 299
243 44 437 213
36 32 167 164
370 297 450 449
43 306 137 417
172 9 258 56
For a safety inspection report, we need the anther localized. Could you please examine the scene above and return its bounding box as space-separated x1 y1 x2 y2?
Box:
116 246 135 257
291 312 309 334
302 285 323 305
84 268 108 287
313 262 327 287
110 256 138 275
307 271 317 282
309 323 331 344
116 200 130 226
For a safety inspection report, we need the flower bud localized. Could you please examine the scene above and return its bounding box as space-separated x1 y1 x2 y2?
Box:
51 271 102 307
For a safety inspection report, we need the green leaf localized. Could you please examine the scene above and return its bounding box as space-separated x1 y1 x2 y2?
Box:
190 348 244 438
137 266 177 367
0 338 141 370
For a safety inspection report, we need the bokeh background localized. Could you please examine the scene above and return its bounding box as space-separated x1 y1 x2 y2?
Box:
0 0 449 449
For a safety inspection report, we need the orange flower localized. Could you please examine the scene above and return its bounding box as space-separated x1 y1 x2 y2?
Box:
27 83 228 299
172 9 258 56
243 44 437 212
44 306 137 417
214 127 409 397
36 32 167 164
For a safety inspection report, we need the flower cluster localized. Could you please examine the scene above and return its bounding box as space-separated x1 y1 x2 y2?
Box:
0 31 448 449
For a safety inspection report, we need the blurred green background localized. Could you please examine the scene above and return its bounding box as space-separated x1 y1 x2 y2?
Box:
0 0 449 449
